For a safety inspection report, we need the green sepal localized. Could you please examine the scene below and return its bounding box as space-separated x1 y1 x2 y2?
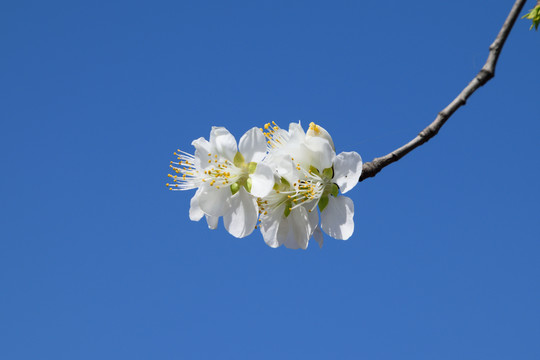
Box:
309 165 320 176
318 195 329 212
280 177 290 187
331 183 339 197
284 205 291 218
230 182 240 195
248 162 257 174
283 200 292 218
244 177 252 192
233 152 245 167
322 167 334 179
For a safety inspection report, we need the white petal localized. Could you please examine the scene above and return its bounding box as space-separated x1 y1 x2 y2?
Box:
191 137 212 153
279 218 298 249
209 127 237 162
306 123 335 151
307 207 319 235
288 206 311 250
321 195 355 240
270 157 297 184
239 127 267 163
288 121 305 143
313 226 324 248
198 184 230 217
304 137 335 170
333 151 363 194
223 187 258 238
191 137 213 168
271 206 312 250
205 215 219 230
259 206 284 248
189 189 204 221
249 162 275 198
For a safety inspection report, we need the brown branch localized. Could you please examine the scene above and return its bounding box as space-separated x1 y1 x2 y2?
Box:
359 0 527 182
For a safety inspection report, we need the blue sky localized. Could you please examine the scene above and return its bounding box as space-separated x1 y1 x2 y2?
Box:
1 1 539 359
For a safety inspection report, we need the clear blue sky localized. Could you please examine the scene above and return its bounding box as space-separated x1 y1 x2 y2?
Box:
1 1 539 359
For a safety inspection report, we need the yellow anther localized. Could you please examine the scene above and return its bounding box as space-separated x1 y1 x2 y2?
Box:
169 188 172 191
208 153 211 156
208 160 212 163
214 154 218 158
166 183 169 186
264 123 270 129
272 121 276 125
309 122 320 133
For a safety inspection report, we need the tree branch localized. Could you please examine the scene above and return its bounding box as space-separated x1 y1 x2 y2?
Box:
359 0 527 182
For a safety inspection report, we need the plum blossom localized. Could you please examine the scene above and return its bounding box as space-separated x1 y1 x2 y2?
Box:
167 126 274 238
260 122 362 248
167 121 362 249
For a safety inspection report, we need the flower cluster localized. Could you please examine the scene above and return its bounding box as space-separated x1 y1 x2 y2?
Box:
167 122 362 249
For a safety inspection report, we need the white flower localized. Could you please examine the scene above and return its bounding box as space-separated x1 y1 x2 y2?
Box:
168 126 275 238
260 121 363 248
168 121 363 249
318 151 363 241
258 158 320 249
264 121 335 175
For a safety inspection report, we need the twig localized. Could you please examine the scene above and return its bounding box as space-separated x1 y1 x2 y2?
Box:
359 0 527 182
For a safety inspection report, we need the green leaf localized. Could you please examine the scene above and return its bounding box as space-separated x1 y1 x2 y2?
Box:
318 195 329 212
523 5 540 31
230 182 240 195
233 152 245 167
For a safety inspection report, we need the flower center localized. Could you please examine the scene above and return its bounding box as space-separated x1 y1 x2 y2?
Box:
167 150 246 191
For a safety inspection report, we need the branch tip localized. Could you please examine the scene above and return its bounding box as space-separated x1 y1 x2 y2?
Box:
358 0 526 183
